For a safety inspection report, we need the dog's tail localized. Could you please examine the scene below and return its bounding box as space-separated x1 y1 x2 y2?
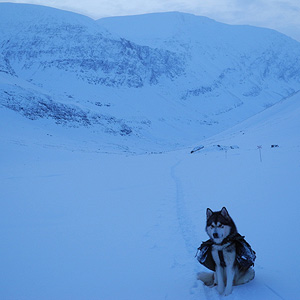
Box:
197 272 215 287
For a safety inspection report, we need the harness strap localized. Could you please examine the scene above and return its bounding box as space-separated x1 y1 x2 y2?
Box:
217 233 242 246
218 250 226 268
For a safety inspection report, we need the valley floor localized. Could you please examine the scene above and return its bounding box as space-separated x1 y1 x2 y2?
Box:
1 134 300 299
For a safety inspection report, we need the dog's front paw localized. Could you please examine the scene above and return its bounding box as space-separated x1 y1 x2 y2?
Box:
216 284 225 295
224 287 233 296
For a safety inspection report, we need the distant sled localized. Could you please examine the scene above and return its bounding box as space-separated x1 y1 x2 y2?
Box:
191 145 204 153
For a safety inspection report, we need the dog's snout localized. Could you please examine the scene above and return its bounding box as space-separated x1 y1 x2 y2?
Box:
213 233 219 238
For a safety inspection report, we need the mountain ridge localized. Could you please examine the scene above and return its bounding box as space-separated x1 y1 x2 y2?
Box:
1 3 300 152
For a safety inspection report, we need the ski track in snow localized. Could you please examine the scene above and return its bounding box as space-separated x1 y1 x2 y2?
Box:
170 156 214 300
170 159 197 255
171 155 231 300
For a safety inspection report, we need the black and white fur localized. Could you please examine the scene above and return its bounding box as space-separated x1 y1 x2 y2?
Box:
198 207 255 296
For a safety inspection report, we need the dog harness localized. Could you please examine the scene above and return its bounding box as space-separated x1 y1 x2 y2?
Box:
218 250 226 267
196 233 256 271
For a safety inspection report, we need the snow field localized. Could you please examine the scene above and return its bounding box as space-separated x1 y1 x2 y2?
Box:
1 129 300 299
0 143 194 299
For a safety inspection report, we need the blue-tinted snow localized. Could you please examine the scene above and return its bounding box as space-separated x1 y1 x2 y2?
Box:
1 4 300 299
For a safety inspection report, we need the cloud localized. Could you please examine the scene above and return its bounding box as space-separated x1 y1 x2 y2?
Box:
189 0 300 41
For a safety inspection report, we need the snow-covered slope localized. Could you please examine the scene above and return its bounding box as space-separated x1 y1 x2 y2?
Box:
1 72 299 300
191 90 300 151
1 4 300 152
0 4 186 151
0 4 183 88
98 12 300 104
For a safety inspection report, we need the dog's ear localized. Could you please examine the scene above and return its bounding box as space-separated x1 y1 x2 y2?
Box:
206 208 213 220
220 207 230 219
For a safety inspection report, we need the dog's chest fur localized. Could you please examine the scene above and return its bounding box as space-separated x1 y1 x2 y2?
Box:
211 243 236 267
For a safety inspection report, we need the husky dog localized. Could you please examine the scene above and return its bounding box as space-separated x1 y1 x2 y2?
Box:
196 207 256 296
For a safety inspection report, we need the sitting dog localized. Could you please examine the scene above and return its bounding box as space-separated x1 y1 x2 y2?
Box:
196 207 256 296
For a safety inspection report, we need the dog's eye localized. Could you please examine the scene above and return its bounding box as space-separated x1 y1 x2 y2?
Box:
218 224 224 228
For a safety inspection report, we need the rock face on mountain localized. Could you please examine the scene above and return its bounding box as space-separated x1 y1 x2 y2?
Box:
98 12 300 99
0 4 184 86
1 3 300 151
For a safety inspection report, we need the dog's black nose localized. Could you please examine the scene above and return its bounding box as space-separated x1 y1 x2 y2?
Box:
213 233 219 238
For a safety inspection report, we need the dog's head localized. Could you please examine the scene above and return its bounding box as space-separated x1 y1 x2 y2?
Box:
206 207 237 244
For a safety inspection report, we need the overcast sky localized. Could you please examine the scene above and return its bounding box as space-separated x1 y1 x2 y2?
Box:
2 0 300 41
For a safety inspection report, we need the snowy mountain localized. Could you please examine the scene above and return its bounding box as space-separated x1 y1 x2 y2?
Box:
98 12 300 103
0 4 183 88
1 4 300 152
